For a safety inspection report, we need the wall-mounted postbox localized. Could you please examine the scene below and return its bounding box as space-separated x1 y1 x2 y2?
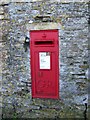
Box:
30 29 59 99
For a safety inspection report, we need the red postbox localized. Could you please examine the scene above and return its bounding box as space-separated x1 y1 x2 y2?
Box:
30 29 59 99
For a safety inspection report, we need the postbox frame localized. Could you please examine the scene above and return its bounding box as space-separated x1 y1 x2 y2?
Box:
30 29 59 99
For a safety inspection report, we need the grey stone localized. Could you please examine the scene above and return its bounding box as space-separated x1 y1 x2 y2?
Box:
1 1 89 119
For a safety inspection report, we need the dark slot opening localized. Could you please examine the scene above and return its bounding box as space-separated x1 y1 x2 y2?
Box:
35 41 54 45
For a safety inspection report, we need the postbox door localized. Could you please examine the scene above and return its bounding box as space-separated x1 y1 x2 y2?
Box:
30 30 59 99
33 51 59 99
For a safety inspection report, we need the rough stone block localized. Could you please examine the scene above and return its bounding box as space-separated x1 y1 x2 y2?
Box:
0 15 4 20
0 7 4 15
0 33 3 41
0 0 10 5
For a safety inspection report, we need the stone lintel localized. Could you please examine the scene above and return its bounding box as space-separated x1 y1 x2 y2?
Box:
26 22 61 32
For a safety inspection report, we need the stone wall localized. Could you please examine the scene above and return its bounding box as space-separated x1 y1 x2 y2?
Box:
0 0 89 119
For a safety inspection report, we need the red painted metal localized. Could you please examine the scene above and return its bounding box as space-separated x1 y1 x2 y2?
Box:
30 29 59 99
